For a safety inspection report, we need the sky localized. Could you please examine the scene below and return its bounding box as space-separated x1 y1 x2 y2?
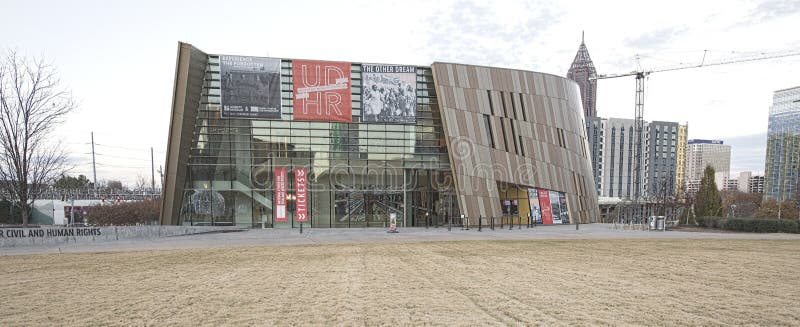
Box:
1 0 799 186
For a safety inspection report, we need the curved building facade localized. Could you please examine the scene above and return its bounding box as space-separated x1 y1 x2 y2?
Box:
161 43 599 228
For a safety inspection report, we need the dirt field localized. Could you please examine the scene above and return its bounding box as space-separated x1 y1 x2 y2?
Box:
1 239 798 326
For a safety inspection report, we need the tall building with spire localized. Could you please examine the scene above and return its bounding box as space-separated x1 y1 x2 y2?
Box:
567 32 598 117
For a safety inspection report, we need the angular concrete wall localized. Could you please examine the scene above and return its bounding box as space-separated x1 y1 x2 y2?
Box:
431 63 599 223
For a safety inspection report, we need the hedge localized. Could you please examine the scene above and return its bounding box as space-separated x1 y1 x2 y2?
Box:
695 216 799 233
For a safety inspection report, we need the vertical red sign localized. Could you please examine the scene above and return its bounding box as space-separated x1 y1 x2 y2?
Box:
275 168 287 222
538 189 553 225
295 168 308 223
292 60 352 122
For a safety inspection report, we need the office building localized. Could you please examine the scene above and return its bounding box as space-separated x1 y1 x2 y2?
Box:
685 139 731 193
585 117 683 200
566 33 598 117
764 86 800 201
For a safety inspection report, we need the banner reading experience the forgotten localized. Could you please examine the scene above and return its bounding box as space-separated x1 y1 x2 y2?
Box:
361 64 416 123
292 60 352 122
219 55 282 119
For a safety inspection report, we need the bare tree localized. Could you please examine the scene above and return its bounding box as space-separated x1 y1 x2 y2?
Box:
135 174 147 191
0 50 76 226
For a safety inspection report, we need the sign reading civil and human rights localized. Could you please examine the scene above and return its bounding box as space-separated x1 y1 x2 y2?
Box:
361 64 417 123
295 168 308 222
292 60 352 122
219 55 282 119
275 168 287 222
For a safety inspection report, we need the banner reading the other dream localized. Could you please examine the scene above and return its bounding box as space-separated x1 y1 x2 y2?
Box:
361 64 416 123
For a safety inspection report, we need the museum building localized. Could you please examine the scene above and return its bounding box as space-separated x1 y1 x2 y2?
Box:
160 42 599 228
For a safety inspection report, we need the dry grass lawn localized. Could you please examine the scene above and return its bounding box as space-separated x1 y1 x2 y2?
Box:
1 239 798 326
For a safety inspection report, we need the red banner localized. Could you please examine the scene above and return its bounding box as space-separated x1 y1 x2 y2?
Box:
295 168 308 222
538 189 553 225
275 168 287 222
292 60 352 122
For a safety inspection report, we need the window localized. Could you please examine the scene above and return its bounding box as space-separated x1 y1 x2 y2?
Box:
500 91 508 118
487 90 495 115
510 92 518 120
519 93 527 121
483 114 495 148
519 136 525 156
499 119 509 151
511 122 519 155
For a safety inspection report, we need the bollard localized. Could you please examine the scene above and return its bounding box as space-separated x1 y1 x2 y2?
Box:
478 215 482 232
300 222 303 234
425 212 429 229
491 216 495 230
518 215 522 229
500 215 504 229
448 216 452 231
464 214 469 230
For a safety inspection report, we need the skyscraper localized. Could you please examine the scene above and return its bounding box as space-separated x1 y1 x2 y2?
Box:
585 117 683 200
567 32 598 118
675 124 688 196
685 139 731 194
764 86 800 201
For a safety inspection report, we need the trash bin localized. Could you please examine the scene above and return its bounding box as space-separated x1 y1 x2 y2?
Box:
655 217 665 231
648 216 666 231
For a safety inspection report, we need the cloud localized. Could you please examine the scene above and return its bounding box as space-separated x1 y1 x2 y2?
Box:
736 0 800 27
725 132 767 174
416 0 563 68
623 26 688 51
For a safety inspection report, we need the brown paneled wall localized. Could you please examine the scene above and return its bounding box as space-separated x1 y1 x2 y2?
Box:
431 63 599 223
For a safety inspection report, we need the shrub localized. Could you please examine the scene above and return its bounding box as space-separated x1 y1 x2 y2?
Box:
85 199 161 226
695 216 799 233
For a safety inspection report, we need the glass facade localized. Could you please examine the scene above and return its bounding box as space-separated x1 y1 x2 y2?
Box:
764 86 800 201
179 56 459 228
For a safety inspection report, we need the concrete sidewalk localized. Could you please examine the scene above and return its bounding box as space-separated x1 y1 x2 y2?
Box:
2 223 798 256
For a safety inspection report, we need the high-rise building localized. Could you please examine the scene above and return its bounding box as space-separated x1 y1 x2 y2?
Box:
736 171 753 193
685 139 731 193
646 121 679 198
735 171 765 194
585 117 682 200
749 175 765 194
567 32 597 118
675 124 688 195
764 86 800 201
724 178 739 191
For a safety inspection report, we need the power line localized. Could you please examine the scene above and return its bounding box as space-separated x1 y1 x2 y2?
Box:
96 143 166 153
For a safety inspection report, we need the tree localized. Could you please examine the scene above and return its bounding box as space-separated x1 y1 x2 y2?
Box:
106 180 124 191
721 190 762 218
695 165 723 217
54 174 92 189
755 199 799 219
86 199 160 226
0 50 76 226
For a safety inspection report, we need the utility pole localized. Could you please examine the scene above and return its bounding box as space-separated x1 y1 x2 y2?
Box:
151 147 155 193
91 132 97 189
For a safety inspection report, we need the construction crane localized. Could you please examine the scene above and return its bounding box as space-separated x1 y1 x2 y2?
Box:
593 48 800 201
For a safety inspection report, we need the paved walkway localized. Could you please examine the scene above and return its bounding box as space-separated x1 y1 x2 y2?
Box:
2 223 798 256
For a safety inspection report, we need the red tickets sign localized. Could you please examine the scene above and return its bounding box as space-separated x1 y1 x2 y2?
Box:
295 168 308 222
